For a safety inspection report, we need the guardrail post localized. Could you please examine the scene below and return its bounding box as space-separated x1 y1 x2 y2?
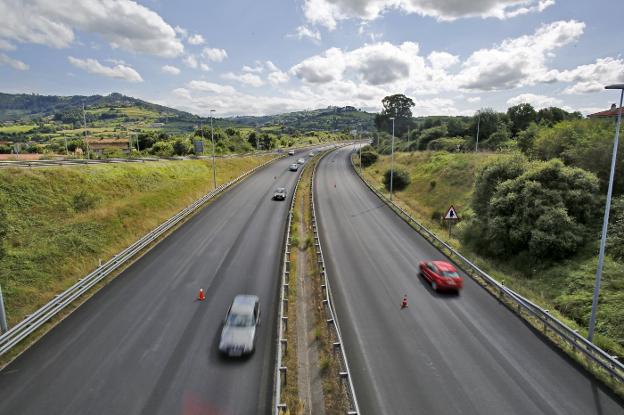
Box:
0 284 8 333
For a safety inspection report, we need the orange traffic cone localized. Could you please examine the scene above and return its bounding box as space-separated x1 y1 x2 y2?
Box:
198 288 205 301
401 295 408 309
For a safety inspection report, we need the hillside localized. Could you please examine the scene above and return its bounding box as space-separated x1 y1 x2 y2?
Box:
229 106 376 132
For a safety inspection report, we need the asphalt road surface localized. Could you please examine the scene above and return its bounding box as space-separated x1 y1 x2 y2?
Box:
0 148 322 415
314 145 624 415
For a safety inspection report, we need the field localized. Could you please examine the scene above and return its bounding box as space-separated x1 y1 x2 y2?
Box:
363 151 624 355
0 154 276 326
0 125 36 133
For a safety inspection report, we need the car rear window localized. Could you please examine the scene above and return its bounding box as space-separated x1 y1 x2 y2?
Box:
441 271 460 278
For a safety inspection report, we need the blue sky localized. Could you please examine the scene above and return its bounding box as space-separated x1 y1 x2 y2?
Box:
0 0 622 117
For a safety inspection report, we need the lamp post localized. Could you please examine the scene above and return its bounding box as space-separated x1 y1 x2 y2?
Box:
475 110 481 152
588 84 624 342
390 117 395 201
210 109 216 189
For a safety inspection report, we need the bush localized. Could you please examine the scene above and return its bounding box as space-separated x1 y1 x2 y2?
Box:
608 196 624 261
72 190 100 212
426 137 469 152
359 145 378 167
172 138 192 156
150 141 174 157
473 159 601 262
383 168 411 191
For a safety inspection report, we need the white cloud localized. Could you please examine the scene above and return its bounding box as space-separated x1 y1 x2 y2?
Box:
268 70 290 85
0 39 16 51
466 96 481 103
200 62 211 72
183 55 199 69
187 34 205 45
290 26 321 42
265 61 280 72
291 47 347 83
202 47 228 62
427 51 459 69
188 80 237 94
507 93 562 108
0 0 183 58
242 64 264 74
553 57 624 94
174 26 188 38
0 53 28 70
68 56 143 82
304 0 555 30
173 87 192 100
162 65 181 75
222 72 265 87
456 20 585 91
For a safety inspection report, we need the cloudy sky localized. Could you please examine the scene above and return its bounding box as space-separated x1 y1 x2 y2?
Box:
0 0 622 117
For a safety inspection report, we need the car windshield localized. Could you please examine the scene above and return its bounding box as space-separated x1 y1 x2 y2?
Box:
441 271 460 278
226 313 254 327
276 188 285 193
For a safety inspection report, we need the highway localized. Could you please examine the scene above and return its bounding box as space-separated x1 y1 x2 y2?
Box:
0 148 318 415
314 145 624 415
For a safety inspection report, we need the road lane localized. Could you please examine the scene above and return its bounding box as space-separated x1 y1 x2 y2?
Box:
314 145 624 415
0 148 320 415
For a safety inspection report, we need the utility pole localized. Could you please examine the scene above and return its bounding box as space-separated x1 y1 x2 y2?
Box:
390 117 396 201
0 284 8 333
475 110 481 152
83 104 91 159
210 110 216 189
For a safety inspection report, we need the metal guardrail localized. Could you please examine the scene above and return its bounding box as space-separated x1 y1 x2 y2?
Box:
311 148 361 414
0 154 284 357
349 148 624 387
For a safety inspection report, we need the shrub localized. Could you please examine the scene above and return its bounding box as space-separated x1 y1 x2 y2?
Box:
383 168 411 191
359 145 378 167
608 196 624 261
72 190 100 212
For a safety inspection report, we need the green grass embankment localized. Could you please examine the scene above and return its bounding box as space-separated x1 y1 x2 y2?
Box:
0 155 275 326
362 151 624 356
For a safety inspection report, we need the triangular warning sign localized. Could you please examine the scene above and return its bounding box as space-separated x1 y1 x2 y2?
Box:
444 205 459 220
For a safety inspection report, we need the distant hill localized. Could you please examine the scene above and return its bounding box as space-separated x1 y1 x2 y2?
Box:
0 92 376 134
0 92 194 122
228 106 376 132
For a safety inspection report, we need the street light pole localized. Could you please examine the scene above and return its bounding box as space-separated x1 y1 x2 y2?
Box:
390 117 395 201
588 84 624 342
359 128 363 174
210 109 216 189
475 110 481 152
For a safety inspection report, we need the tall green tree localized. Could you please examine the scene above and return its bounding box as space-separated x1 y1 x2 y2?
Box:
375 94 414 136
507 103 537 136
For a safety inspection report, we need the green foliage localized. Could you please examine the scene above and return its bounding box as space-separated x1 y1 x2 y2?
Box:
150 141 174 157
0 195 6 261
426 137 469 152
516 122 539 156
474 159 600 261
532 119 622 193
536 107 582 127
360 145 378 167
72 190 100 212
472 154 527 217
172 137 192 155
507 103 536 136
608 196 624 261
474 108 506 142
417 124 448 150
481 125 511 150
376 94 415 136
383 167 411 191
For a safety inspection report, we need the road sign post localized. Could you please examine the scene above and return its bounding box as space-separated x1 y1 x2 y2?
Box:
443 205 460 237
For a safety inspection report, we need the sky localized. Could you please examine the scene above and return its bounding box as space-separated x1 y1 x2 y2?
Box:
0 0 622 117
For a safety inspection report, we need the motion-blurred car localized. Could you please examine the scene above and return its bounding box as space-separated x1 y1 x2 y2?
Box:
308 152 315 157
289 163 299 171
288 150 295 156
419 260 463 292
219 295 260 357
297 158 305 164
273 187 287 200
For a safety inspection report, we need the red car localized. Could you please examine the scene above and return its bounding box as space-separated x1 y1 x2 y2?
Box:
419 260 463 292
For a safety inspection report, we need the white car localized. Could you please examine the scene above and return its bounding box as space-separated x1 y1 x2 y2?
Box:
289 163 299 171
219 295 260 357
288 150 295 156
297 158 305 164
308 152 315 157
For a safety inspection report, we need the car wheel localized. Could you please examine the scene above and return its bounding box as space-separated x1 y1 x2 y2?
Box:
431 281 438 292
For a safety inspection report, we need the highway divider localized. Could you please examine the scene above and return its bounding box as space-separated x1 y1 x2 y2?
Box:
349 148 624 392
0 154 284 358
310 148 361 414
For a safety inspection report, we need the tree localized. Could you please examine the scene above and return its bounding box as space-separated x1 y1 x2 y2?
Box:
507 103 537 136
360 145 378 167
247 131 258 148
172 138 191 155
516 123 539 156
471 109 502 142
473 159 600 261
375 94 415 136
383 168 411 191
